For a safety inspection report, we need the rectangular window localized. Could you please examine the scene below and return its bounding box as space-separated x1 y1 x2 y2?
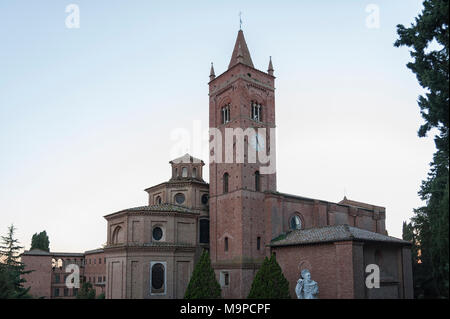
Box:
99 258 101 264
94 258 96 264
257 237 261 250
103 276 106 282
220 271 230 287
55 274 60 283
98 276 102 282
255 171 260 192
73 288 78 296
64 288 68 297
54 288 59 297
224 237 229 252
199 219 210 244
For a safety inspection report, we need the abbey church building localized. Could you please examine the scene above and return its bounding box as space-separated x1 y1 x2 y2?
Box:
22 29 413 299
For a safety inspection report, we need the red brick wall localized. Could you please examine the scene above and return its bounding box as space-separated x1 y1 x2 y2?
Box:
273 243 342 299
209 61 276 298
84 252 106 296
22 255 52 299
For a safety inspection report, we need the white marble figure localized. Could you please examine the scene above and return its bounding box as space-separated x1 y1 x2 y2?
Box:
295 269 319 299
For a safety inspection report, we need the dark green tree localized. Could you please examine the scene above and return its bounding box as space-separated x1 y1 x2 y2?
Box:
395 0 449 152
247 254 290 299
76 282 96 299
0 267 15 299
184 250 221 299
395 0 449 298
30 231 50 252
0 224 32 299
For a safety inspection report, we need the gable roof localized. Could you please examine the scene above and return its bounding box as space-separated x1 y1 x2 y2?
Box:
106 203 197 217
270 224 410 247
338 196 385 212
169 153 204 165
21 248 51 256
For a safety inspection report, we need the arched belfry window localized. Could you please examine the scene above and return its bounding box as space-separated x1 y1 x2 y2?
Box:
255 171 261 192
251 101 262 122
182 167 188 177
221 103 231 124
223 173 229 193
192 167 197 178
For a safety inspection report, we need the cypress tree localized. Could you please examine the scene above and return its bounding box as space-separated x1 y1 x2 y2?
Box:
184 250 221 299
77 282 96 299
30 231 50 252
247 254 290 299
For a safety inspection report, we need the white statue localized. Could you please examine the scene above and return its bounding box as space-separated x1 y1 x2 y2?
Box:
295 269 319 299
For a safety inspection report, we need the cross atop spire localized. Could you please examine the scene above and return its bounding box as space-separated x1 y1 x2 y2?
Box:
239 12 242 30
228 30 254 69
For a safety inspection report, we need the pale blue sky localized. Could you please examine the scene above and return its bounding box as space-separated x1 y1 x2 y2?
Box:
0 1 434 252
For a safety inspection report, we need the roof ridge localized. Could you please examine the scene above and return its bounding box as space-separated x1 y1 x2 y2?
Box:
343 224 354 240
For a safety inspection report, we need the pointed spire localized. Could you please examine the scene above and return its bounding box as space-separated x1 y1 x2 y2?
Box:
228 30 254 69
237 44 244 64
210 62 216 81
268 56 274 76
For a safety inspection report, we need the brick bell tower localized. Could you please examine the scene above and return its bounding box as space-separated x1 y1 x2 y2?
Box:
208 29 277 298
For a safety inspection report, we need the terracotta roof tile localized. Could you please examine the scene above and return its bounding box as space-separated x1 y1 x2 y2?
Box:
270 225 410 247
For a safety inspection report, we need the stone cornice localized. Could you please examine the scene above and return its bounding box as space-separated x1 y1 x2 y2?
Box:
212 261 263 270
210 72 274 97
104 210 201 220
209 62 275 86
145 179 209 192
104 243 197 253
